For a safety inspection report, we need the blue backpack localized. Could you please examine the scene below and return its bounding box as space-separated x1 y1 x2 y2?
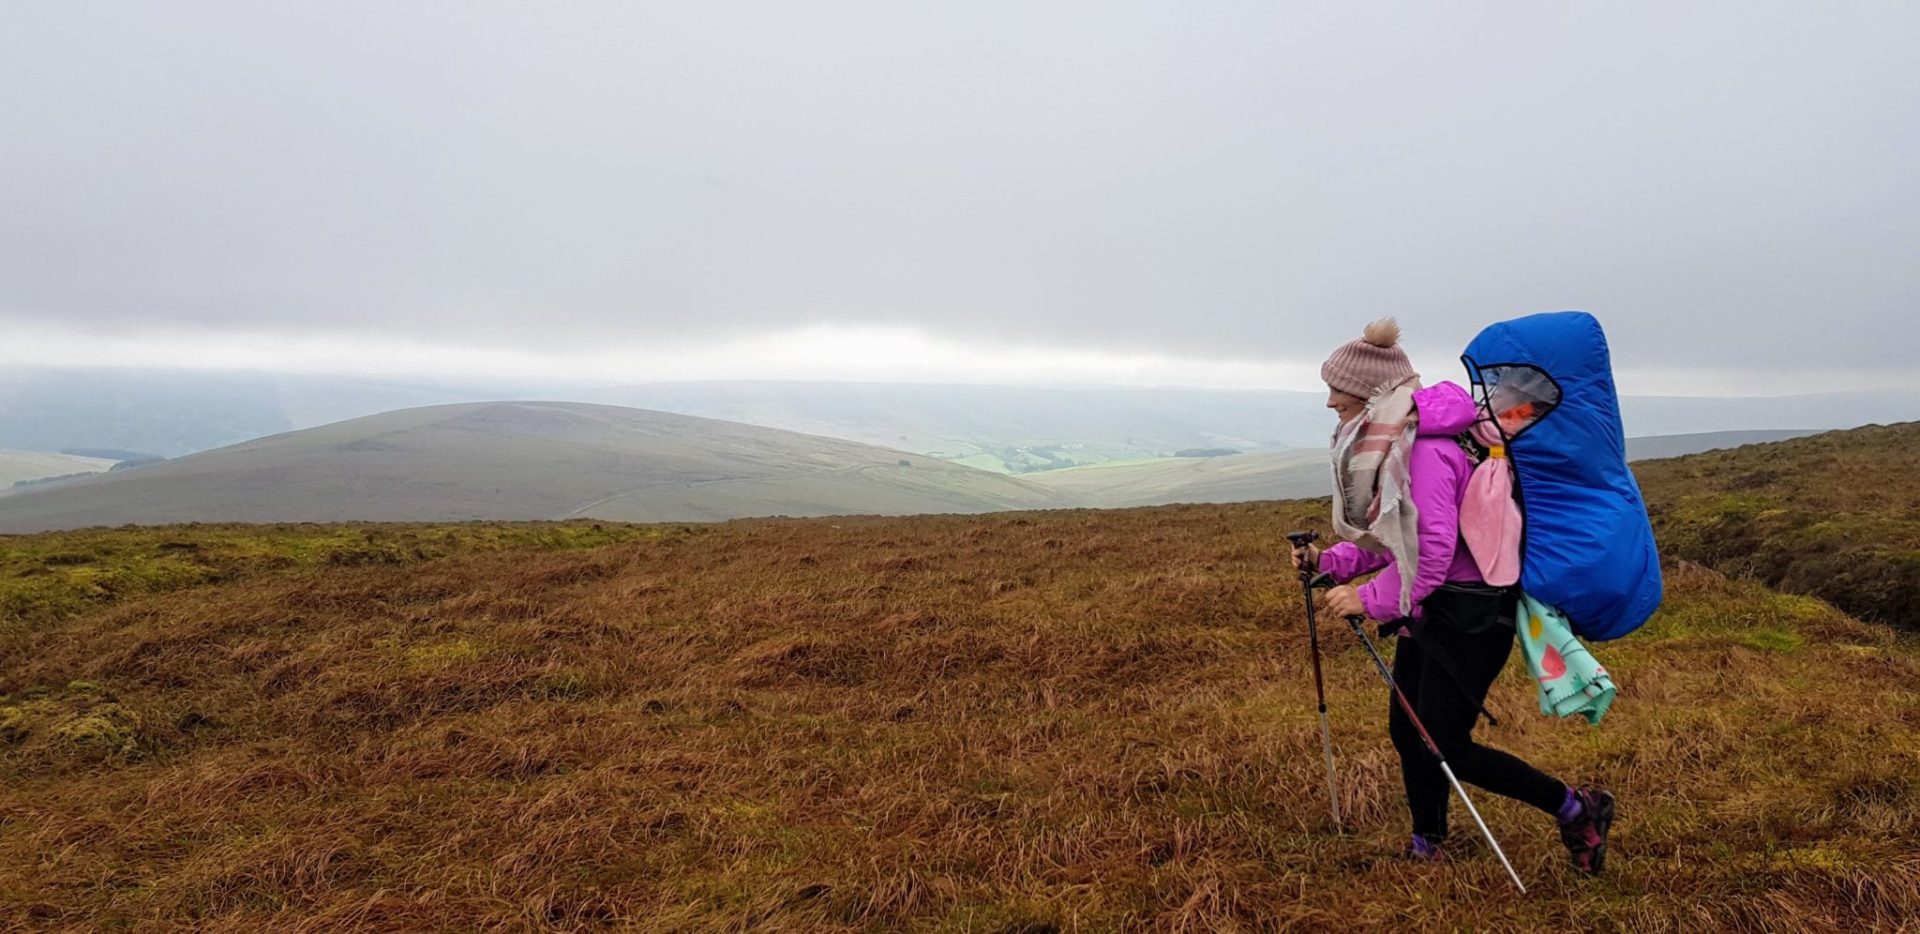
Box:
1461 312 1662 640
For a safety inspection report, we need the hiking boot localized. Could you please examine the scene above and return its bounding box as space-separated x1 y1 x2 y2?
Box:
1558 787 1615 875
1401 834 1448 863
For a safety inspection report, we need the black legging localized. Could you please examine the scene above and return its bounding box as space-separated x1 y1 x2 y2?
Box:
1388 588 1567 839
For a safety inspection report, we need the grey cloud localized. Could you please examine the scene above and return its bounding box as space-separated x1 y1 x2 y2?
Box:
2 2 1916 373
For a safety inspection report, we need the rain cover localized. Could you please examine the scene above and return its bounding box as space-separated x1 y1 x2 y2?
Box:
1462 312 1662 640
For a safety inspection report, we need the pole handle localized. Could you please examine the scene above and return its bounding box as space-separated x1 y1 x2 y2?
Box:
1286 530 1322 581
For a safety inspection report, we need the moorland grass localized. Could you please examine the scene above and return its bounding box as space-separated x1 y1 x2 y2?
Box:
2 504 1917 930
0 521 684 635
1635 420 1920 628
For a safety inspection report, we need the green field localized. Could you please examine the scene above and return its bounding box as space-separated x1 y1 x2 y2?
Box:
0 451 116 489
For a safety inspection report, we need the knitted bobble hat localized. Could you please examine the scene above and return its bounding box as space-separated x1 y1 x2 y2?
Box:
1321 318 1418 398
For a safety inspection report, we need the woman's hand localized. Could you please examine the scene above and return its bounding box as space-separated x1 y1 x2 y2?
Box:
1291 543 1321 572
1320 584 1367 620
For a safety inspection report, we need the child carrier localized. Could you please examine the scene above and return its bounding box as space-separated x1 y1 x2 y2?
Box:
1460 311 1662 640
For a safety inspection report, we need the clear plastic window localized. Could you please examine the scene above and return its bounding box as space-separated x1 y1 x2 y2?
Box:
1476 365 1561 440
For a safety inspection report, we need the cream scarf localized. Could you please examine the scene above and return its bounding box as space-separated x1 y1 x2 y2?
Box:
1329 375 1423 617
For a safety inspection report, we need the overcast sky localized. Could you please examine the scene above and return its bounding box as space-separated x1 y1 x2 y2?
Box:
3 2 1916 394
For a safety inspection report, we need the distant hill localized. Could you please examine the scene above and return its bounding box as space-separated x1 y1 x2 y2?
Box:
1018 429 1837 507
1634 421 1920 626
0 369 297 457
581 382 1920 471
572 380 1329 470
1026 450 1329 507
1619 391 1920 438
0 451 116 489
1624 429 1820 460
0 369 530 458
57 447 160 462
5 367 1914 467
0 402 1067 533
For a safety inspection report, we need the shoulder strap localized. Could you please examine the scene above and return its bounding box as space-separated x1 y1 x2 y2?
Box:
1453 430 1488 465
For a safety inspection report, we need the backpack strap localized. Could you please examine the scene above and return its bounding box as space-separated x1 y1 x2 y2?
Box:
1453 429 1489 465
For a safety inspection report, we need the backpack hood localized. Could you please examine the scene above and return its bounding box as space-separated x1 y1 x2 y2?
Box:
1462 311 1663 640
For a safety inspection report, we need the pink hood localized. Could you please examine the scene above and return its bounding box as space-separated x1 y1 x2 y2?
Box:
1415 381 1479 436
1417 381 1522 587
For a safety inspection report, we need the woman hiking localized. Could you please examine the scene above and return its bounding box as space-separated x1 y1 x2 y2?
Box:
1291 318 1616 874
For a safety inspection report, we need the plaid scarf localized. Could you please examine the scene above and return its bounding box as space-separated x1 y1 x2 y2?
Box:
1329 376 1423 617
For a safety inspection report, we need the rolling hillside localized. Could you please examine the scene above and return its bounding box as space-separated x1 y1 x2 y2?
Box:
1634 420 1920 627
3 398 1907 546
2 508 1915 930
15 366 1903 470
0 402 1067 533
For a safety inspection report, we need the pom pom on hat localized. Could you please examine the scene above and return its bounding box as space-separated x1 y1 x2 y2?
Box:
1363 317 1401 348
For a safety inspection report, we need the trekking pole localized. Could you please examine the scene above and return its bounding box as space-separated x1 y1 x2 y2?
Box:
1343 611 1527 893
1285 531 1340 829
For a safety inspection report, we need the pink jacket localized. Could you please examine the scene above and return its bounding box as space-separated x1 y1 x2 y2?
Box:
1318 381 1484 622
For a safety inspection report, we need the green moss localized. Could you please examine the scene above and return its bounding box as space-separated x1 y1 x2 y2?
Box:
0 521 689 634
51 703 141 755
1772 593 1838 623
404 638 488 670
1768 845 1859 872
0 686 144 759
931 901 1058 933
1679 492 1779 523
0 704 28 744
